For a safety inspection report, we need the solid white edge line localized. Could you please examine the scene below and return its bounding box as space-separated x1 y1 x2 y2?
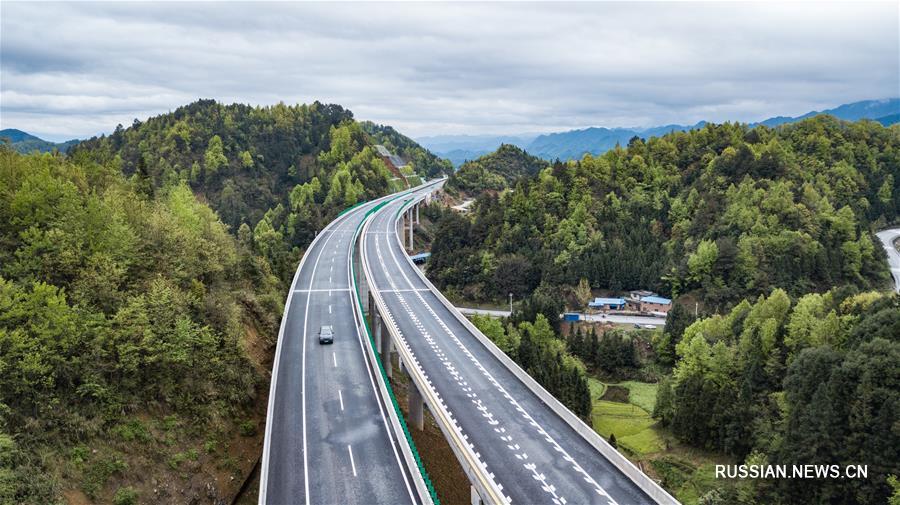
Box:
362 190 507 505
262 180 441 505
350 192 438 504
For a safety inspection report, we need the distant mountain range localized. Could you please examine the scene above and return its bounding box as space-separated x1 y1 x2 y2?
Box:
0 129 80 154
413 134 538 167
419 98 899 164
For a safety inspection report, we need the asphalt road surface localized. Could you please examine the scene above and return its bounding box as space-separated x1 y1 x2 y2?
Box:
260 197 423 505
364 196 656 505
876 228 900 293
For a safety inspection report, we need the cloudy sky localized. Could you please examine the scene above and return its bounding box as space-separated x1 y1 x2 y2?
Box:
1 1 898 141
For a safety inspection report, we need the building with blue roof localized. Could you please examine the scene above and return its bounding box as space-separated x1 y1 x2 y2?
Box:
639 295 672 314
588 297 626 310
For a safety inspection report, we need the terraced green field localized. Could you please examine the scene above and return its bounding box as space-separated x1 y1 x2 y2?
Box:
591 400 665 455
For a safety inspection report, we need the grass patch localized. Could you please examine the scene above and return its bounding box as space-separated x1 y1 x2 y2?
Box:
619 428 666 455
113 486 139 505
591 400 663 455
588 377 607 400
590 379 664 456
589 376 734 503
592 401 655 437
651 457 722 504
111 419 151 443
616 380 658 413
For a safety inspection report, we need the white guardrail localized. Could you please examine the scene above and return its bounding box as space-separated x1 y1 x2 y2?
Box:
361 190 510 505
382 193 681 505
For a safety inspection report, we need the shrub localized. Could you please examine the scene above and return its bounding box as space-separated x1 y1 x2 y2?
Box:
113 486 139 505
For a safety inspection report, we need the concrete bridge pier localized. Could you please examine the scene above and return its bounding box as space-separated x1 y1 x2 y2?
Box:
408 207 414 251
470 486 483 505
407 370 424 431
381 331 393 379
373 310 382 354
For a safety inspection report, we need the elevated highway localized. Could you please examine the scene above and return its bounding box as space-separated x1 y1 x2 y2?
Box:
361 193 678 505
260 183 441 505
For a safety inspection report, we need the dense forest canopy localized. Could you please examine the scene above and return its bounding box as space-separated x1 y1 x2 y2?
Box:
73 99 449 285
654 288 899 504
430 116 899 309
0 147 282 502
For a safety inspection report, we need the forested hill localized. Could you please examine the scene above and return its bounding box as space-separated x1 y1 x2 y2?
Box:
0 146 283 503
73 99 449 283
360 121 453 178
446 143 548 194
428 116 900 309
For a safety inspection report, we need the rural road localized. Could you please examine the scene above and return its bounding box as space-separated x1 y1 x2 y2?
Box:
456 307 668 327
876 228 900 293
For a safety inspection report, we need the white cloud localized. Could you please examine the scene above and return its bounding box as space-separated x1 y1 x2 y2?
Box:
1 1 897 141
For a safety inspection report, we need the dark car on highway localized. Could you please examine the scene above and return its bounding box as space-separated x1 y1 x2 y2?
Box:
318 325 334 344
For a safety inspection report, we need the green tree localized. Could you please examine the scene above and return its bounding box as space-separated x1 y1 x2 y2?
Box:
204 134 228 174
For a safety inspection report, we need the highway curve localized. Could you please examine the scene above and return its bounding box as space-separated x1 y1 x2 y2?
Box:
260 188 434 505
363 196 666 505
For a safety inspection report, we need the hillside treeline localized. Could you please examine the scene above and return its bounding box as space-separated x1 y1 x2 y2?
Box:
429 117 899 310
654 288 899 504
428 116 900 504
0 147 282 502
74 100 448 284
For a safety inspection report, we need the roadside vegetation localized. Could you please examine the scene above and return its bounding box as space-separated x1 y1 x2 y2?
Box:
0 147 280 503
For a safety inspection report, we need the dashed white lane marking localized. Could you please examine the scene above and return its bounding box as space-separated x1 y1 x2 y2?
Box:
380 288 432 292
329 305 332 314
348 445 357 477
374 227 619 505
333 352 337 368
338 390 344 411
